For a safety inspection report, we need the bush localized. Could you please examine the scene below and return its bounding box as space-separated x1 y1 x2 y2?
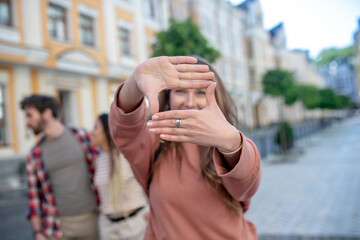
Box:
276 121 294 151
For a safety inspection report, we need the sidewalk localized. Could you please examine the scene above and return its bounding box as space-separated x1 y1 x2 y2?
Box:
246 116 360 239
0 156 32 239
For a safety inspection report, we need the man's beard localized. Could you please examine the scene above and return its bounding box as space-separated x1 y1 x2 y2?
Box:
31 117 46 135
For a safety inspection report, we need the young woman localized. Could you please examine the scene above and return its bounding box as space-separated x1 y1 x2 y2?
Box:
109 56 262 239
90 113 148 240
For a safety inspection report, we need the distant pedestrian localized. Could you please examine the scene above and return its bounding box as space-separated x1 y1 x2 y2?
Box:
91 113 148 240
108 55 262 239
20 95 99 240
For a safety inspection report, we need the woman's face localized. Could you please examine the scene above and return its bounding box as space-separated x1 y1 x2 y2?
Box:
90 119 106 147
169 88 208 110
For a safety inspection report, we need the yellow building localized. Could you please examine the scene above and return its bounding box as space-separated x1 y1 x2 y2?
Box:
0 0 170 157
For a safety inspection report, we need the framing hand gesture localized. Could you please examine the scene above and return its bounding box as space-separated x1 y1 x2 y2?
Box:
132 56 214 115
147 82 241 153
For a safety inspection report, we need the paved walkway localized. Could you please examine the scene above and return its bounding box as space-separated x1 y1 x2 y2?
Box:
245 116 360 239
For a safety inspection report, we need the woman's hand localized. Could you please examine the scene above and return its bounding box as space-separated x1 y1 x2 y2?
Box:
132 56 214 115
146 82 241 152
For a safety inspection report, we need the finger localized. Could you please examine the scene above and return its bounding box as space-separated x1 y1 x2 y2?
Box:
176 64 209 73
152 109 196 120
147 119 190 128
179 72 215 80
169 56 197 64
206 82 217 107
159 134 192 143
149 127 189 135
147 93 159 116
176 80 212 90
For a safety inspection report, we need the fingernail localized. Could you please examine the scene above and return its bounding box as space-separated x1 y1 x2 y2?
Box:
152 115 159 120
149 128 156 133
147 121 153 127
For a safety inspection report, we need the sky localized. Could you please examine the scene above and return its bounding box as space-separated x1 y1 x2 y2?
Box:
229 0 360 59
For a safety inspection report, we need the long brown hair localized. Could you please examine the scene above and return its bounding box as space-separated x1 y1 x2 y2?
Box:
98 113 119 176
98 113 123 210
150 56 241 214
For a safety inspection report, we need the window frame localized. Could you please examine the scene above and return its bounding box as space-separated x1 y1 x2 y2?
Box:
48 3 68 41
79 13 95 46
0 0 13 27
119 26 132 57
144 0 156 20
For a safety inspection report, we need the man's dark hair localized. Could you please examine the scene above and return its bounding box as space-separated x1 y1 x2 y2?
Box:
20 95 60 118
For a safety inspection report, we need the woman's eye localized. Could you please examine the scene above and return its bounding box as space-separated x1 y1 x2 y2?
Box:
175 89 185 94
197 91 206 95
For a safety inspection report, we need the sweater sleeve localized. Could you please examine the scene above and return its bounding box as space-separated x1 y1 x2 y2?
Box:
109 83 157 196
212 131 262 202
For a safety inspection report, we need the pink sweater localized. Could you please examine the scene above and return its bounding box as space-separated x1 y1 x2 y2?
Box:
109 85 262 240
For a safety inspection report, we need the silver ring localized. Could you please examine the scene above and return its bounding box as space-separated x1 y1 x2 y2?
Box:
175 119 181 128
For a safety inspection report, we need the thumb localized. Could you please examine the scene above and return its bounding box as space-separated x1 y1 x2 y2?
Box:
147 93 159 116
205 82 217 107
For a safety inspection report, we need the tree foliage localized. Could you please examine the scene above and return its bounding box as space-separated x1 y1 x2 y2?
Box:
262 69 354 109
151 18 220 63
262 69 296 97
297 84 321 109
276 121 294 151
318 88 338 109
336 95 353 108
315 45 354 66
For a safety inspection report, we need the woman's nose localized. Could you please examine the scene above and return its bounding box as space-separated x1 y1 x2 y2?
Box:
185 94 195 108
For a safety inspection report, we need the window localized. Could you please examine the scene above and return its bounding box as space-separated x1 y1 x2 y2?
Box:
219 23 229 50
247 40 253 58
0 0 12 26
0 84 6 146
235 65 242 83
201 12 213 36
225 60 231 81
250 69 256 85
58 90 78 125
233 31 242 57
144 0 156 20
119 27 131 56
49 3 67 41
80 14 94 46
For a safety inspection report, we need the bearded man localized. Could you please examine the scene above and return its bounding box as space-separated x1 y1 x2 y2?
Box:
20 95 99 240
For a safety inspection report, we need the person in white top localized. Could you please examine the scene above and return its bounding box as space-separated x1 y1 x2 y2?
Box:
90 113 148 240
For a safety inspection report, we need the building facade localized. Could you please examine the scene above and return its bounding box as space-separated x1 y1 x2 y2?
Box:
0 0 172 157
0 0 328 157
318 59 358 104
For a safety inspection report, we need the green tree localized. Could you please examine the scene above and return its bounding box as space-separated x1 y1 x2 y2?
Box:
336 95 353 108
297 84 321 109
315 45 354 66
284 85 300 105
262 69 296 99
318 88 338 109
151 18 220 63
262 69 297 151
276 121 294 151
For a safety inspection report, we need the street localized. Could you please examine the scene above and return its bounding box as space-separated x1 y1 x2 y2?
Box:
246 116 360 239
0 116 359 239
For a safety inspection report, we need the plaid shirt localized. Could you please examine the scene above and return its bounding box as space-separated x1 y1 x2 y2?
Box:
26 126 99 238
